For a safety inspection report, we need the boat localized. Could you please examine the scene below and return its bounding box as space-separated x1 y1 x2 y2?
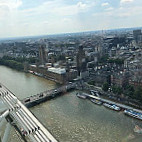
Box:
90 90 100 97
76 93 87 99
124 109 142 120
134 125 142 134
90 99 102 105
103 103 121 111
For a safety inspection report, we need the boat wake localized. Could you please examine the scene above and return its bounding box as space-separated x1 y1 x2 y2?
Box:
134 125 142 134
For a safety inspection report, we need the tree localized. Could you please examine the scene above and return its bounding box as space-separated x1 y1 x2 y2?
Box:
0 58 24 71
99 55 109 63
88 81 95 86
123 85 134 97
134 87 142 102
108 58 124 65
112 85 123 95
116 87 123 95
102 82 109 92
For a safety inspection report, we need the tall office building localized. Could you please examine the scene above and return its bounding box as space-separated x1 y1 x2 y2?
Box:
133 29 142 43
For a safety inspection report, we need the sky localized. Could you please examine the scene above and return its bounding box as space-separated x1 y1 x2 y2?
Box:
0 0 142 38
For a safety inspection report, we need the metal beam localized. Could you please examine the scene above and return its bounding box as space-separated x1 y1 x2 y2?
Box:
1 123 11 142
0 110 9 123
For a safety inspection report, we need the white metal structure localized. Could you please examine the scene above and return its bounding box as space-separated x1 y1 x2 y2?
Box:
0 109 12 142
0 84 58 142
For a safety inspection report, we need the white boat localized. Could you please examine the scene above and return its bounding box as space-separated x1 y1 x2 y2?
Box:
76 93 87 99
124 109 142 120
90 99 102 105
103 103 121 111
90 90 100 97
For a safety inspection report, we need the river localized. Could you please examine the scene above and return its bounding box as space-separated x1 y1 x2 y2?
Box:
0 65 142 142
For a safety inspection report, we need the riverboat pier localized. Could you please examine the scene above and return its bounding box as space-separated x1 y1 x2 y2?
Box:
86 94 142 115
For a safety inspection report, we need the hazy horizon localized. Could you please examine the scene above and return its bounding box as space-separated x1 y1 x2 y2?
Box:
0 0 142 38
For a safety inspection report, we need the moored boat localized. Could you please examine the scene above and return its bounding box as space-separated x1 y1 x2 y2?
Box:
76 93 87 99
124 109 142 120
90 99 102 105
103 103 121 111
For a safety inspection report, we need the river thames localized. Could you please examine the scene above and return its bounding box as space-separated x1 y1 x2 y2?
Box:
0 65 142 142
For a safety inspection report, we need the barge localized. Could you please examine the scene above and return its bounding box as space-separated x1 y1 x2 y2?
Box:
103 103 121 111
90 99 102 105
124 109 142 120
76 93 87 99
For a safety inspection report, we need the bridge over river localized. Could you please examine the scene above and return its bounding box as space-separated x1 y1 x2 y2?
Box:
0 84 58 142
22 83 76 108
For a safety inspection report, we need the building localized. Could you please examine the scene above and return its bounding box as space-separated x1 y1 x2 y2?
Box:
133 29 142 43
111 71 129 87
39 44 47 64
76 45 87 75
46 67 66 84
29 64 77 84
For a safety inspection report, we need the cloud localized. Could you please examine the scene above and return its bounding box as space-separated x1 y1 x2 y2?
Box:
105 7 114 11
0 0 22 20
77 2 87 9
0 0 22 9
21 0 95 18
0 6 10 18
0 0 96 37
94 3 142 19
101 2 109 7
120 0 134 3
0 0 142 38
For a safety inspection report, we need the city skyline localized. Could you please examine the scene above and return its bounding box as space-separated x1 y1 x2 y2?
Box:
0 0 142 38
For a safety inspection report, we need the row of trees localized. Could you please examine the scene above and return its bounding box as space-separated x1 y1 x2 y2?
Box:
102 82 142 102
2 56 38 64
123 85 142 102
0 56 38 71
99 55 124 65
0 59 24 71
107 58 124 65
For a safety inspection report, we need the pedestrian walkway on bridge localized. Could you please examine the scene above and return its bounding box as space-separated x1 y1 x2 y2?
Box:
0 84 58 142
